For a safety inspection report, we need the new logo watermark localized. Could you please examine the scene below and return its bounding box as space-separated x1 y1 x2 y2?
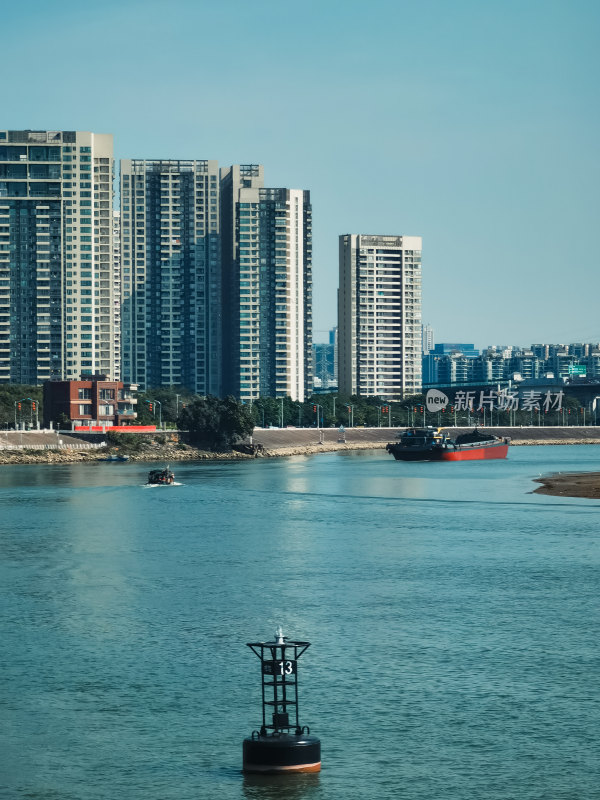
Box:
426 390 449 413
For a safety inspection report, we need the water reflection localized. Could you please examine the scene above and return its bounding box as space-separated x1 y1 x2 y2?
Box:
242 772 320 799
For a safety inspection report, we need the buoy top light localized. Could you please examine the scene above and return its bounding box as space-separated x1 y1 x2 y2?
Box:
246 628 311 658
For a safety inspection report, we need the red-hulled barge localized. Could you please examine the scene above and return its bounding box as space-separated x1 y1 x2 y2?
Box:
386 428 510 462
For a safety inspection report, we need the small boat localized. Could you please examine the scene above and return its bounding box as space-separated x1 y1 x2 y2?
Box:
103 454 130 462
147 466 175 485
386 427 510 462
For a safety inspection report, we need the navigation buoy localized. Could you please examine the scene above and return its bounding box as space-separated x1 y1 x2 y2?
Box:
243 627 321 774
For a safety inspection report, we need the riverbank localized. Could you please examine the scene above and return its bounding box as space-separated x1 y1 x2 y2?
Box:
0 439 250 465
1 426 600 466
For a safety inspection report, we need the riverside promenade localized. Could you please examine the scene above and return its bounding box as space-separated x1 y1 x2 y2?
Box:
0 430 103 450
2 426 600 456
251 425 600 456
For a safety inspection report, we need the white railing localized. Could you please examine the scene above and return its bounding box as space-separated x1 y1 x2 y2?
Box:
0 442 105 451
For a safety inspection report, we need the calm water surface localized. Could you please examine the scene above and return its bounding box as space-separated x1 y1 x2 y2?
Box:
1 446 599 800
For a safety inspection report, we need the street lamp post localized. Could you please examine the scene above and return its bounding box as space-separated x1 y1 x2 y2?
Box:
280 398 284 428
146 399 162 428
346 405 354 427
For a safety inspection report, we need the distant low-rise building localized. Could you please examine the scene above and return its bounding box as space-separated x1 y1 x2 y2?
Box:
422 343 479 385
422 324 434 354
43 374 138 427
423 342 600 387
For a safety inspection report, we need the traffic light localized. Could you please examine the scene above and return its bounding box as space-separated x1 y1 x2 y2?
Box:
149 403 153 413
312 405 317 413
420 405 424 413
32 401 36 411
18 402 21 411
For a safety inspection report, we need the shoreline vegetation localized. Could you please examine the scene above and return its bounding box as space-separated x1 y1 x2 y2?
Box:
1 427 600 499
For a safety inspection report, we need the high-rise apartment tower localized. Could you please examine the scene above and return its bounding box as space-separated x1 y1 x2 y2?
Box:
120 159 221 393
0 130 115 383
221 166 313 401
112 210 121 379
338 234 422 398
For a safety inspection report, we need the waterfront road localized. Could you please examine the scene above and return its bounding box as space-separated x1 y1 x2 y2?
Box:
251 426 600 450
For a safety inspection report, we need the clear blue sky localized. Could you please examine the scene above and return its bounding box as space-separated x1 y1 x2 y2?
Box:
3 0 598 347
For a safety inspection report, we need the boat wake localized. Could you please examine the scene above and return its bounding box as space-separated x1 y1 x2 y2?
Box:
142 481 183 488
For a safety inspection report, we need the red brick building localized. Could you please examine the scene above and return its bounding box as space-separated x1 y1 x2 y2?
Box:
43 374 138 428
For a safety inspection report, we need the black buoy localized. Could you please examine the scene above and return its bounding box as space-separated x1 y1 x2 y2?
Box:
243 628 321 774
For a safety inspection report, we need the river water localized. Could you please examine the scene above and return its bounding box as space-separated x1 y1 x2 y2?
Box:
1 446 599 800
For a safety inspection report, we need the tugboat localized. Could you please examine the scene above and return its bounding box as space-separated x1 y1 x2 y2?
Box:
147 466 175 485
386 427 510 462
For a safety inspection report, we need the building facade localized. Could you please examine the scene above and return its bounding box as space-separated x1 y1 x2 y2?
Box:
42 374 137 427
424 343 600 386
0 129 116 384
330 325 338 386
112 210 121 379
422 323 434 354
221 166 312 402
120 159 221 394
338 234 422 398
422 343 480 385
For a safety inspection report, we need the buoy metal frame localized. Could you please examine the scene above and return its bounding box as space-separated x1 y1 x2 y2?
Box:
243 628 321 774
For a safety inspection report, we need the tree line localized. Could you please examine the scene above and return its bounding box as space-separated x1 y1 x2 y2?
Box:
132 388 596 429
0 385 595 443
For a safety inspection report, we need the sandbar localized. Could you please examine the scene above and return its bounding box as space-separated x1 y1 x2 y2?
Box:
534 472 600 499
